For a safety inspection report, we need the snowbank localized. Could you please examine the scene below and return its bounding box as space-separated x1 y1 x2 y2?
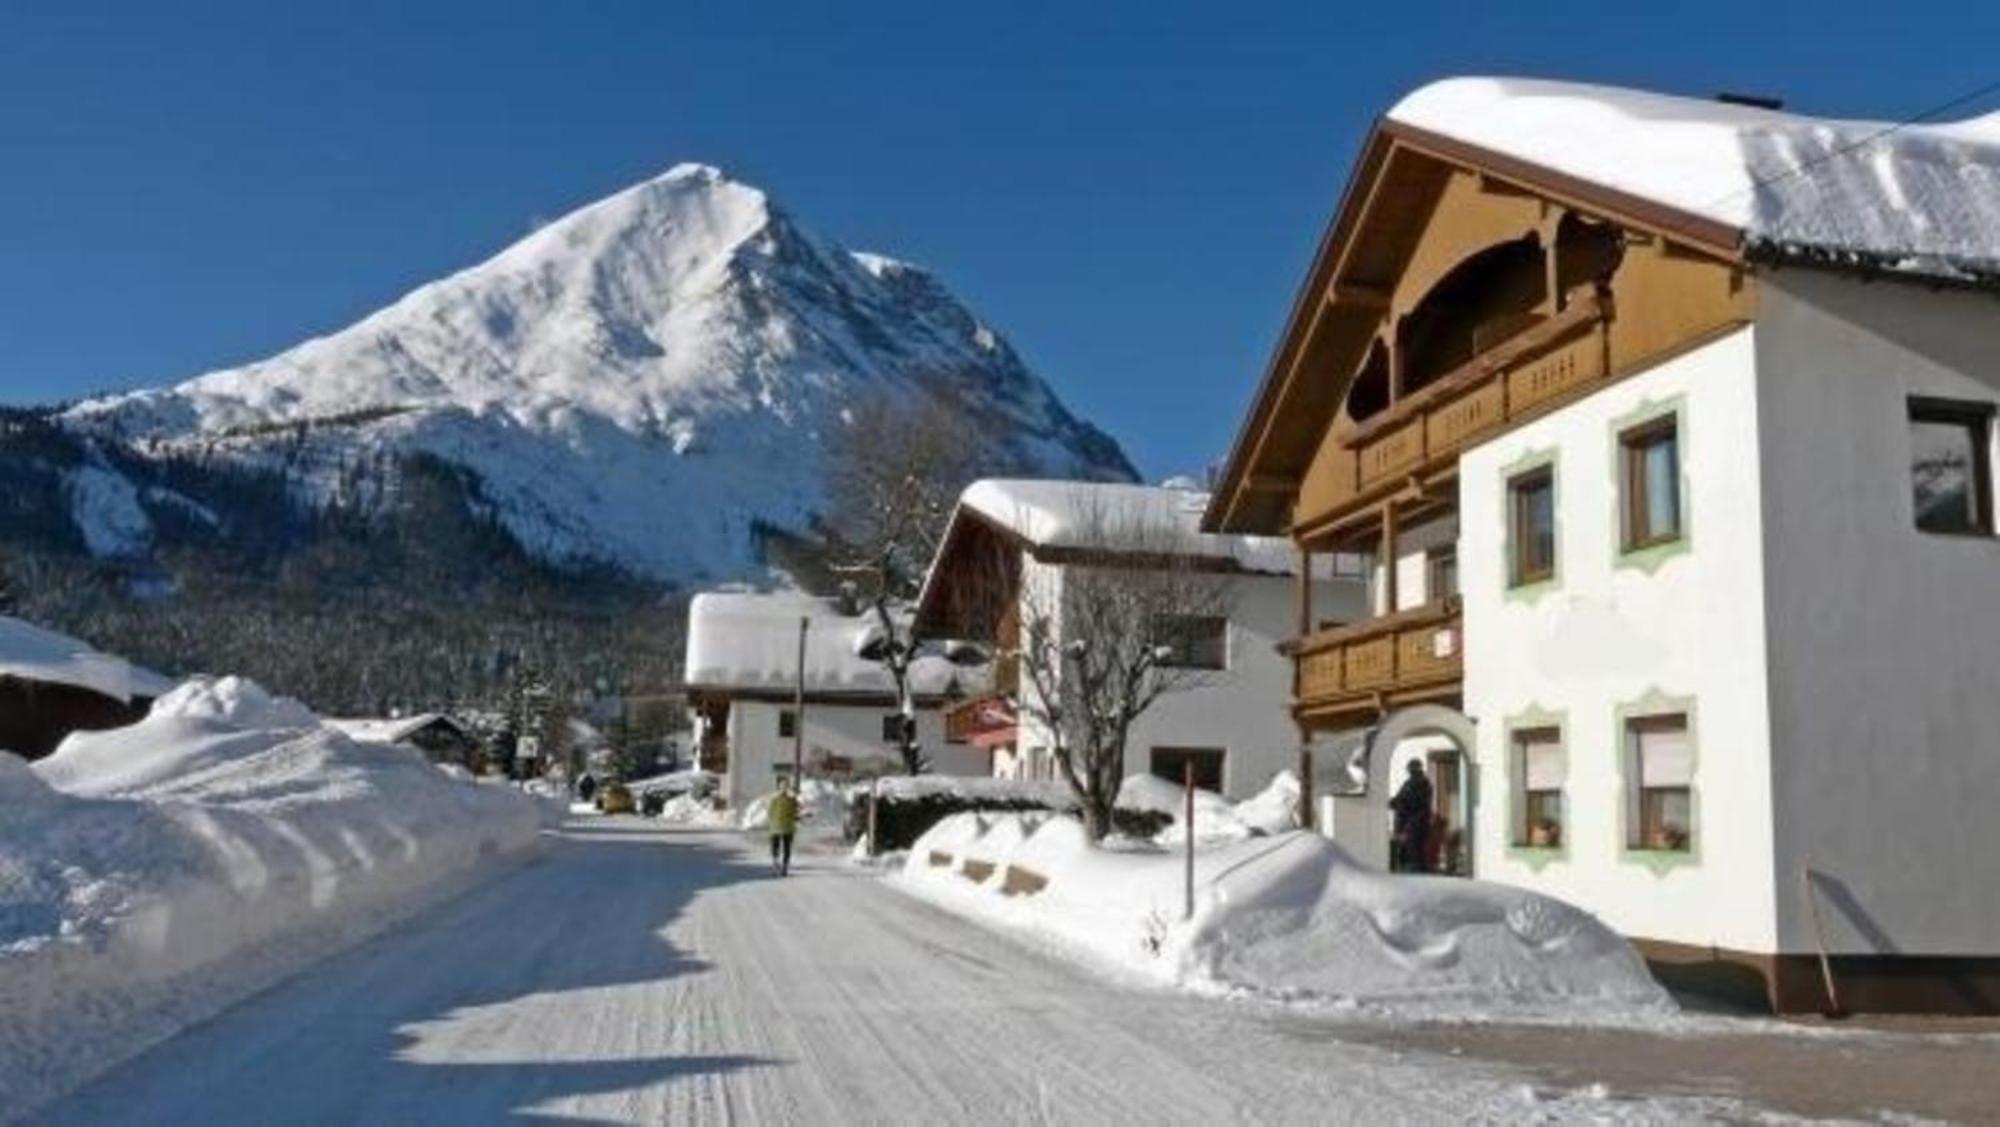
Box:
872 774 1075 807
1113 771 1300 845
0 676 541 1115
896 813 1668 1016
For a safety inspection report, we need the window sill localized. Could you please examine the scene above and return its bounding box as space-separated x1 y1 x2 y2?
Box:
1506 844 1567 872
1621 846 1699 875
1617 533 1691 575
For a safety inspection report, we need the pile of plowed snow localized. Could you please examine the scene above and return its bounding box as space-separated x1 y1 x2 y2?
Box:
0 676 540 1115
897 810 1667 1016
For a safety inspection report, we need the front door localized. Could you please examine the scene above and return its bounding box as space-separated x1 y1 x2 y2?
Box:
1427 750 1470 876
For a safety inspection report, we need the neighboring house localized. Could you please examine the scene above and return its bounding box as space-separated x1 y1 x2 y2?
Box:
1200 76 2000 1012
682 590 988 810
326 713 485 771
0 616 174 760
915 479 1366 801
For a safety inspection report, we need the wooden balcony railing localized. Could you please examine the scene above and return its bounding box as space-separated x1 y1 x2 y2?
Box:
1299 295 1610 533
1291 599 1462 720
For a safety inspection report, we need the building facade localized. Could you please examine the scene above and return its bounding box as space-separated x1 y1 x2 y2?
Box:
1202 77 2000 1011
683 591 985 810
917 480 1366 801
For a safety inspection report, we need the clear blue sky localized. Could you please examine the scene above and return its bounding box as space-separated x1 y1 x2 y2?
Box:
4 2 1997 478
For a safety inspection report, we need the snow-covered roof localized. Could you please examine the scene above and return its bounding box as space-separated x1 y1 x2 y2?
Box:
0 616 173 703
683 590 970 699
960 479 1296 574
1390 77 2000 283
323 714 463 746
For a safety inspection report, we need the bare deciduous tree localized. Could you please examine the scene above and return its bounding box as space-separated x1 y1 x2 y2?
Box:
1007 499 1235 842
823 392 986 774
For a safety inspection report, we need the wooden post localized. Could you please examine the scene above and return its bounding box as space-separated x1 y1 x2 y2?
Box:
1380 503 1400 615
867 782 880 858
792 616 808 782
1800 862 1847 1018
1295 546 1314 641
1296 734 1314 833
1183 759 1197 922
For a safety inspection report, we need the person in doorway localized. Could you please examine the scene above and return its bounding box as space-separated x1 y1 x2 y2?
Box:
768 779 800 876
1388 760 1433 873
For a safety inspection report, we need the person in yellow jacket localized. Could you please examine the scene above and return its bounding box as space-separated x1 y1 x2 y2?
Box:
767 779 801 876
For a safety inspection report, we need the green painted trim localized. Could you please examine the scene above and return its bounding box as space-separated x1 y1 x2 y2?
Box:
1610 395 1692 575
1614 689 1701 876
1502 704 1569 869
1500 446 1562 606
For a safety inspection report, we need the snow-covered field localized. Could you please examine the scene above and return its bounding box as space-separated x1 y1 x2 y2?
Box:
896 806 1670 1018
0 676 541 1116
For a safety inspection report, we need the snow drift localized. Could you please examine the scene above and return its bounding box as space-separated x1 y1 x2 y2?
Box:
898 811 1667 1015
0 677 541 1116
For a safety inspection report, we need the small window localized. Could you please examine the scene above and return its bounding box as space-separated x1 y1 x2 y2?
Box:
777 710 796 739
1508 467 1556 587
1626 714 1693 852
1427 546 1459 603
1512 727 1564 848
1150 747 1225 792
880 714 910 743
1150 614 1228 670
1909 397 1994 535
1621 416 1682 549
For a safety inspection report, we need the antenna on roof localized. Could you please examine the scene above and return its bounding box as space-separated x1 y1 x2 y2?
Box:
1715 92 1785 111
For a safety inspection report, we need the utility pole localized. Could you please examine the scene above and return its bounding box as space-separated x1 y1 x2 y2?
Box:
792 615 809 782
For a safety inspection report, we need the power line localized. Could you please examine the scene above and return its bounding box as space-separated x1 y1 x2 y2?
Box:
1699 77 2000 216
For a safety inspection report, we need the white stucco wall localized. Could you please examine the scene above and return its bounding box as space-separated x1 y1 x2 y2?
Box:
1010 556 1366 801
1459 326 1782 952
722 698 967 808
1754 272 2000 957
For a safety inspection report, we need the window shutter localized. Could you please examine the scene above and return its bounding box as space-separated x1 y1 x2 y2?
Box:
1637 723 1693 787
1522 737 1563 790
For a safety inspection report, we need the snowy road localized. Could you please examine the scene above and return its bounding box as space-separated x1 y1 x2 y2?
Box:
37 819 1777 1124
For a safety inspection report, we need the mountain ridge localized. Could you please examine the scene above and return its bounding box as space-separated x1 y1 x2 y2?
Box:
56 162 1136 585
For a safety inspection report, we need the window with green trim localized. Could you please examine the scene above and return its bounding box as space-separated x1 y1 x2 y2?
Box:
1512 726 1564 848
1620 415 1682 549
1625 714 1693 852
1508 466 1556 586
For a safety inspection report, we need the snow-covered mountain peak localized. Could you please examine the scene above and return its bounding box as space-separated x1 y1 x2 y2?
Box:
59 165 1135 584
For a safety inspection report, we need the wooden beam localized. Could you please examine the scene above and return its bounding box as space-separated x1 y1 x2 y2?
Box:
1381 501 1400 615
1244 471 1300 494
1329 280 1392 310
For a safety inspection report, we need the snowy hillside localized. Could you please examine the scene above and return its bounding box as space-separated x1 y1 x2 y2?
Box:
62 164 1134 583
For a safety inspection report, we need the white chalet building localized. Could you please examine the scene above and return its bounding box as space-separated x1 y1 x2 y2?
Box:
683 590 987 810
1202 76 2000 1012
915 480 1366 801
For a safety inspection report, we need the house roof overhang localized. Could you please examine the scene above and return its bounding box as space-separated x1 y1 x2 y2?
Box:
1200 117 1748 536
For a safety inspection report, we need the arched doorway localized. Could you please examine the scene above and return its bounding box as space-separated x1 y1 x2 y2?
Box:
1318 704 1477 875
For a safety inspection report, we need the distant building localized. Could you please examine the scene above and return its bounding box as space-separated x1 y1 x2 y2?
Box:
326 713 485 772
1201 77 2000 1012
915 479 1367 801
0 616 173 760
683 590 988 809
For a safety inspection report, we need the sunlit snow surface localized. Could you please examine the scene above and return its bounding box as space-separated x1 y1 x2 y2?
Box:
62 164 1133 583
1391 77 2000 281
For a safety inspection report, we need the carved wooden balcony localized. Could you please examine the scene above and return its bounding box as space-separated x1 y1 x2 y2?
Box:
1290 599 1463 722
